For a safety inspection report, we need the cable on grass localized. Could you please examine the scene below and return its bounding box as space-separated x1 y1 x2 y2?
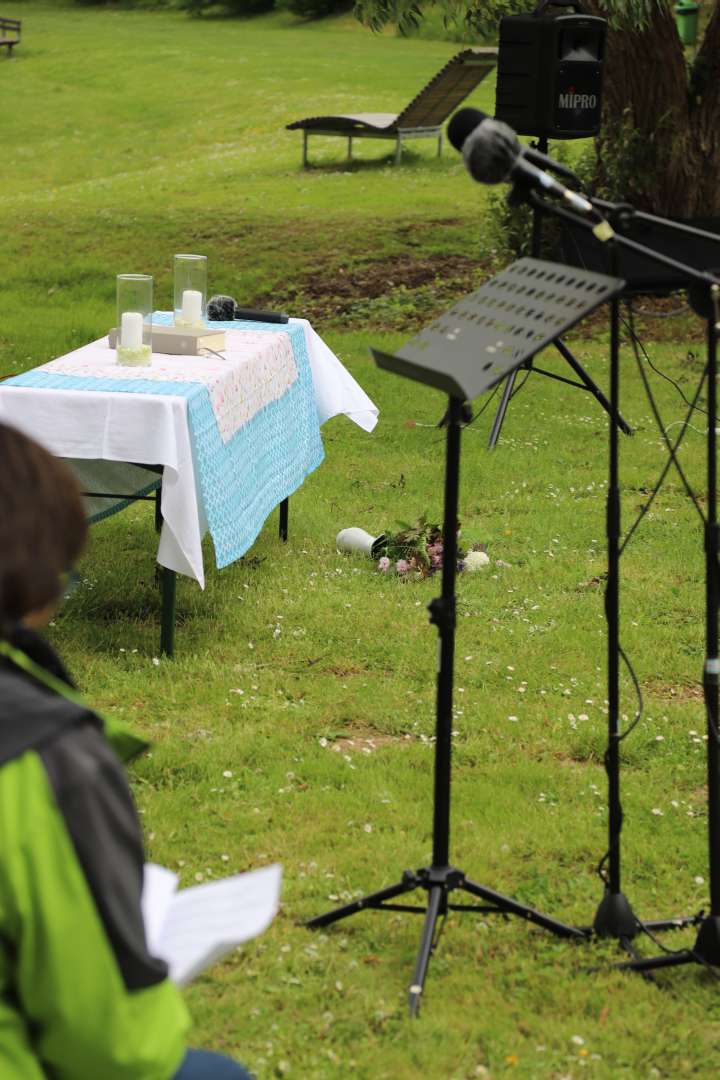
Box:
623 315 720 747
619 306 706 557
595 642 644 887
631 301 690 319
627 303 708 418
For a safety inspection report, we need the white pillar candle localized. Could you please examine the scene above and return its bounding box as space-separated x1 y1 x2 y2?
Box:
120 311 144 349
181 289 203 324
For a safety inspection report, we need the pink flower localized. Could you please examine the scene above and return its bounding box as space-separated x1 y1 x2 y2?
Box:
377 556 391 572
395 559 409 574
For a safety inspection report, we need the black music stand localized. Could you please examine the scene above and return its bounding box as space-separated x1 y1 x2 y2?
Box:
486 137 632 450
305 258 624 1016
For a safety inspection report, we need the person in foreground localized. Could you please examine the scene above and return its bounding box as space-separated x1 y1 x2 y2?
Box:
0 422 251 1079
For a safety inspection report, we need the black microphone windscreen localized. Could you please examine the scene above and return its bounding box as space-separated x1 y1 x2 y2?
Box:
463 117 521 185
207 294 238 321
447 107 488 153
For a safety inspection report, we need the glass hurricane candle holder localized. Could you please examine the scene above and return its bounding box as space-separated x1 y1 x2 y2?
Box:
173 254 207 328
116 274 153 367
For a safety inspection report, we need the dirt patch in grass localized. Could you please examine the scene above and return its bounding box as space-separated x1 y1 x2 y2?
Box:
264 253 490 328
642 677 704 702
327 733 417 754
300 253 478 300
263 251 702 340
324 663 368 677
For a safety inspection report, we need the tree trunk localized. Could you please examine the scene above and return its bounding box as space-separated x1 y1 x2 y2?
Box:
587 0 720 216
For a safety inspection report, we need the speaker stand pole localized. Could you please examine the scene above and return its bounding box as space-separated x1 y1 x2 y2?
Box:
488 136 631 450
591 288 639 942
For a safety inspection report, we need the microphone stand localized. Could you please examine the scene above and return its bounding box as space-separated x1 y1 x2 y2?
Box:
591 197 720 253
487 136 632 449
525 188 712 960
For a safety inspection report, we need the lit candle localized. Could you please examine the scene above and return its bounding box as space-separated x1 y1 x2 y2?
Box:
121 311 144 349
181 289 203 325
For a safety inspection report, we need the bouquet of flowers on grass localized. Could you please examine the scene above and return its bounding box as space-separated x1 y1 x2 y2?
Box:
376 515 489 578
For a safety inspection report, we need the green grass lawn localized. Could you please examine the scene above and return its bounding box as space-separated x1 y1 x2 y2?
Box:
2 5 720 1078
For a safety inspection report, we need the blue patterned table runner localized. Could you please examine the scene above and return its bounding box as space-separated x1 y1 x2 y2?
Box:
6 320 325 569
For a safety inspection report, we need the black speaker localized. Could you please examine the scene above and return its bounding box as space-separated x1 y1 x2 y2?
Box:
495 0 606 140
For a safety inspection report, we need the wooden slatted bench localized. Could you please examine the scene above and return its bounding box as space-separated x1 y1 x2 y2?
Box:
0 17 20 56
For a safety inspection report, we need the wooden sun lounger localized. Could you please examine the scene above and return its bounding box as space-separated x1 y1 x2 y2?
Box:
0 16 20 56
286 47 498 167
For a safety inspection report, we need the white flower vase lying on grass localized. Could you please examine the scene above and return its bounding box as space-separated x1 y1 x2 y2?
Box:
337 518 490 578
336 528 386 558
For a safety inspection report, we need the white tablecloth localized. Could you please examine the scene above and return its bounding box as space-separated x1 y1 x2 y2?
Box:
0 319 378 587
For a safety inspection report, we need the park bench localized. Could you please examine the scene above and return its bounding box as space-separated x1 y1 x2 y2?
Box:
0 16 20 56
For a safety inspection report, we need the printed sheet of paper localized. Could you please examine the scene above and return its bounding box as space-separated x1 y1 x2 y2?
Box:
142 863 180 956
142 862 282 986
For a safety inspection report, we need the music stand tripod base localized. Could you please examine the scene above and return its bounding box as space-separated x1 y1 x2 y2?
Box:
306 260 625 1016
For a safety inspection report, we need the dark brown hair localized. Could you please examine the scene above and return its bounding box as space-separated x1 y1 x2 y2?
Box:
0 423 87 629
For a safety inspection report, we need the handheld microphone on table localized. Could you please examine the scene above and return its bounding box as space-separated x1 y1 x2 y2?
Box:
447 108 593 216
207 295 289 324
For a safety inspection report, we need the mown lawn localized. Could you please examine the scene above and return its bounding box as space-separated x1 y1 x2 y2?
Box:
1 5 719 1079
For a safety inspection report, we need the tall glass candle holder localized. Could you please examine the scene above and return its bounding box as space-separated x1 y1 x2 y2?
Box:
116 274 153 367
173 254 207 328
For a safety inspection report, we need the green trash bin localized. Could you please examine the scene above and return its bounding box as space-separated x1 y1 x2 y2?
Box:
674 1 699 46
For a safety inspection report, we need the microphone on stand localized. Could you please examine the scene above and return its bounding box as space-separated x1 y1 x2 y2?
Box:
447 108 593 216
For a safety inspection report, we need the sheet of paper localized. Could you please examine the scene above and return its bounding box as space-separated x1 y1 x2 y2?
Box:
155 863 282 986
142 863 180 956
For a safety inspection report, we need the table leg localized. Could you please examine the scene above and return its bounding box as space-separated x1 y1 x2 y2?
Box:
279 497 289 543
160 567 176 658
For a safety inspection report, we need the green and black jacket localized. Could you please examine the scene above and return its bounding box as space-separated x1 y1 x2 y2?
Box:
0 627 189 1079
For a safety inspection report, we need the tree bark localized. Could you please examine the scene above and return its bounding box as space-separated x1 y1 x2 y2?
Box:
587 0 720 216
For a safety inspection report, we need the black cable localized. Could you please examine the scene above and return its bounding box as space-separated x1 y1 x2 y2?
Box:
459 360 533 436
620 306 706 554
631 302 689 319
690 948 720 978
595 642 644 887
509 368 532 400
632 905 708 960
616 644 644 743
627 317 720 751
627 307 709 418
458 379 503 432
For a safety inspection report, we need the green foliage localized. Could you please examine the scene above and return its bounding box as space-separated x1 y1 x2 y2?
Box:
594 108 668 203
279 0 350 16
181 0 276 14
354 0 676 36
486 139 596 261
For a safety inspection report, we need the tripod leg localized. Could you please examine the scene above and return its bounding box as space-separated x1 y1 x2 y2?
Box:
408 884 444 1018
306 873 419 930
487 369 519 450
616 949 695 974
460 878 585 939
553 339 632 435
